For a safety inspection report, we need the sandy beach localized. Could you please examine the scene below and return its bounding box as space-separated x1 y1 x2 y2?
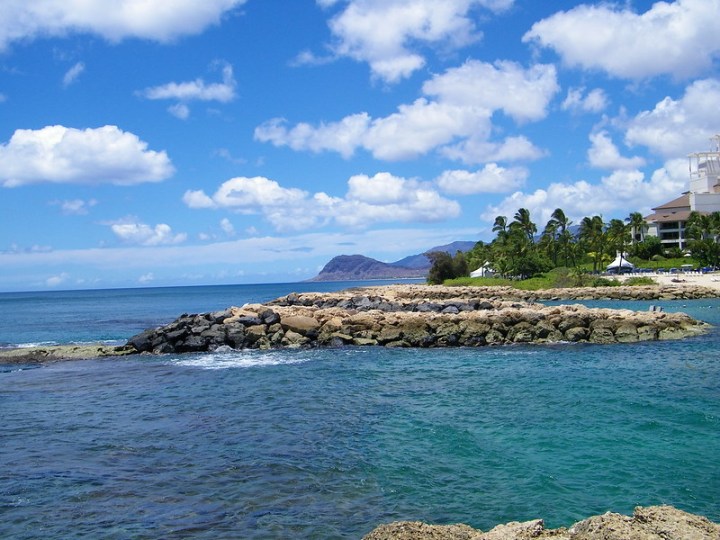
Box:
619 271 720 290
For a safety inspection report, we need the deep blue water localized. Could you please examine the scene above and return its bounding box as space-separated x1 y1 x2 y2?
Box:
1 283 719 538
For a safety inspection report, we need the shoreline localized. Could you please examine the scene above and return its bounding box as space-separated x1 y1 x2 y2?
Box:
619 271 720 290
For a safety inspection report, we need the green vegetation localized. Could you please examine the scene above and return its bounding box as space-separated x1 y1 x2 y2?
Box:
426 250 469 285
446 267 623 290
430 206 720 289
624 276 657 286
685 211 720 268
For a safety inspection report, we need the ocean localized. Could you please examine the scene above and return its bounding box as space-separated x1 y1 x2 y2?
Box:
1 282 719 539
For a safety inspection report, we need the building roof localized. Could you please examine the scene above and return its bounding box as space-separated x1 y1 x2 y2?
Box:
651 194 690 211
644 209 694 223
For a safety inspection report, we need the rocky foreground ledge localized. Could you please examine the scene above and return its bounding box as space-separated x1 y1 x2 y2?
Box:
363 505 719 540
124 285 710 355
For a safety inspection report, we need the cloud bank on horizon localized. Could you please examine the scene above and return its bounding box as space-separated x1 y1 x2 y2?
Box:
1 0 720 290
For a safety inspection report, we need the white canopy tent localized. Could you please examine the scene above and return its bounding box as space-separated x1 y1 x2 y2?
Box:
606 252 634 271
470 262 494 278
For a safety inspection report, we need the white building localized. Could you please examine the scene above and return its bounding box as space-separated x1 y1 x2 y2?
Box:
645 135 720 250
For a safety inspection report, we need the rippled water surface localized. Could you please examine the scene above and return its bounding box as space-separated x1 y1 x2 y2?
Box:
1 286 719 538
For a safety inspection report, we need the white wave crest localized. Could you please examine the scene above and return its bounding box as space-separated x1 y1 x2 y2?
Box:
170 348 317 370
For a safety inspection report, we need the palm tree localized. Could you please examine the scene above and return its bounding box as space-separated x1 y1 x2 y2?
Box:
492 215 508 237
491 215 512 277
626 211 647 254
686 211 720 267
540 219 559 265
686 211 720 241
549 208 573 267
511 208 537 245
579 215 606 272
607 218 632 268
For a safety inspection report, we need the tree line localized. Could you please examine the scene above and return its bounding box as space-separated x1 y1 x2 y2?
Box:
426 208 720 284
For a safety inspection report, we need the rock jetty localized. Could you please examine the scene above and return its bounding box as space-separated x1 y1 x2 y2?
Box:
125 285 710 354
362 505 720 540
391 283 720 302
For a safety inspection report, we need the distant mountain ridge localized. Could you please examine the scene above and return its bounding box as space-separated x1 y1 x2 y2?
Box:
308 241 476 282
390 241 476 269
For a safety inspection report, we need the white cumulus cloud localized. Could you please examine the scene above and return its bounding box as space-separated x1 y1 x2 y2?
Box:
588 131 646 170
0 125 174 187
423 60 559 122
561 87 608 114
139 63 236 103
481 162 687 227
255 114 371 159
523 0 720 80
220 218 235 236
183 173 460 232
168 103 190 120
440 134 545 165
256 59 555 163
110 218 187 246
363 99 483 161
0 0 247 51
138 62 236 118
323 0 514 83
184 176 308 211
624 78 720 158
435 164 528 195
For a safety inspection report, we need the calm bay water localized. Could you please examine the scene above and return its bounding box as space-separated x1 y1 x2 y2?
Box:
1 282 719 538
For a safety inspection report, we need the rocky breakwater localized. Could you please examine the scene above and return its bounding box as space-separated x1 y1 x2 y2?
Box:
364 283 720 302
126 285 709 354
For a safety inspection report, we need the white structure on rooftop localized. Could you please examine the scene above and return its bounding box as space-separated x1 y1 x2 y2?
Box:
645 134 720 250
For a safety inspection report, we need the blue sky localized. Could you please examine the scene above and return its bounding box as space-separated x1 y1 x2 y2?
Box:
1 0 720 291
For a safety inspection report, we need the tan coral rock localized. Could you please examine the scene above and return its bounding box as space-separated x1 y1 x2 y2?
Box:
281 330 309 347
479 519 551 540
363 521 479 540
363 506 719 540
280 315 321 335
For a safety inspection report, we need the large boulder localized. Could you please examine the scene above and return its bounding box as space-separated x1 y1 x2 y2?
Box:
281 315 321 336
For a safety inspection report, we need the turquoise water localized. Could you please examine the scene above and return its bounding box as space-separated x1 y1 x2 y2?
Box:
1 284 719 538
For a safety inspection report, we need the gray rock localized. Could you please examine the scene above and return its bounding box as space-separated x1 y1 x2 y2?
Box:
565 326 589 342
260 309 280 325
236 315 263 327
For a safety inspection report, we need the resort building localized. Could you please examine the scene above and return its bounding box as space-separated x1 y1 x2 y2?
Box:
645 135 720 250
